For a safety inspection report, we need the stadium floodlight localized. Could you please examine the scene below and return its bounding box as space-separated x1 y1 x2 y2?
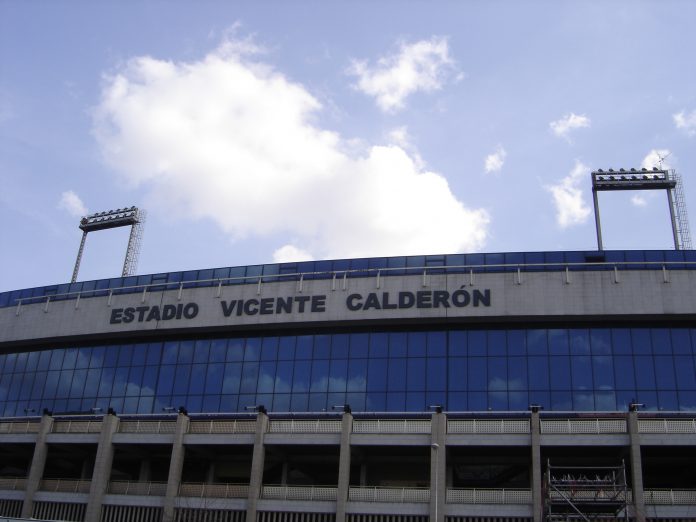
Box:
591 168 692 250
71 206 146 283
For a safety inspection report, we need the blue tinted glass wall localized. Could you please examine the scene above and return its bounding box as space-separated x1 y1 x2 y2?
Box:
1 327 695 416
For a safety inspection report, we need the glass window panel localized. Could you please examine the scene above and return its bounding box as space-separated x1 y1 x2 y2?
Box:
405 392 425 411
244 339 261 362
548 330 569 355
448 358 466 391
487 331 505 356
20 373 35 400
141 367 157 396
551 391 572 410
389 333 407 357
56 370 74 398
651 329 672 354
4 353 17 373
125 366 144 396
449 331 467 356
273 394 290 412
527 330 547 355
427 358 447 392
222 363 242 394
38 351 52 371
367 358 388 392
573 391 595 410
387 359 407 391
614 356 636 389
227 341 244 361
145 343 162 365
292 360 311 393
550 357 571 390
261 337 279 361
296 336 313 359
569 330 590 355
162 342 179 364
367 392 386 411
611 329 631 355
112 367 129 396
593 356 615 389
386 392 405 411
309 393 327 411
468 392 486 411
275 361 293 393
468 331 486 356
209 340 227 363
61 350 77 370
258 361 277 393
351 333 369 358
174 341 193 364
7 373 21 401
117 345 133 367
654 356 676 388
14 352 28 373
157 366 175 396
204 363 224 395
369 333 389 358
509 390 529 411
98 368 115 397
193 340 210 363
428 332 447 357
571 356 593 390
468 358 487 391
290 393 308 411
172 366 191 395
314 335 331 359
188 364 206 394
407 358 426 391
31 372 47 400
240 362 259 393
347 359 367 392
329 359 348 392
528 357 549 391
332 335 350 359
632 329 651 354
138 396 155 414
409 332 427 357
671 330 691 354
675 356 696 389
658 390 678 411
508 357 527 391
595 391 617 411
678 390 696 411
529 391 550 410
131 344 146 366
634 356 656 388
448 392 467 411
488 357 508 392
70 369 87 397
103 346 118 367
591 329 611 355
310 360 329 392
278 337 295 360
26 351 40 372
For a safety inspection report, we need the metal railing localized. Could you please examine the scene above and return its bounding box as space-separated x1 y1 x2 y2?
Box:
118 420 177 434
0 421 40 434
188 420 256 435
352 419 431 434
107 480 167 496
540 419 626 434
348 486 429 503
10 259 696 312
0 477 27 491
269 419 342 434
639 419 696 434
261 485 337 501
446 488 532 504
448 419 530 434
179 483 249 498
39 478 91 493
644 489 696 504
52 420 102 434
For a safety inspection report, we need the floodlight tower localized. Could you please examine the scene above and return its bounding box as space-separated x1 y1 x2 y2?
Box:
591 167 692 251
71 207 146 283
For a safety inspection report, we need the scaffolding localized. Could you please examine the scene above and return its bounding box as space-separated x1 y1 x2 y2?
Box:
544 460 629 522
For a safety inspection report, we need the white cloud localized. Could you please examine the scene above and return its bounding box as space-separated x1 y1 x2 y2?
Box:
549 113 591 140
484 146 506 174
631 194 647 207
58 190 88 217
348 37 457 113
674 110 696 136
641 149 672 170
93 39 489 261
546 161 591 228
273 245 314 263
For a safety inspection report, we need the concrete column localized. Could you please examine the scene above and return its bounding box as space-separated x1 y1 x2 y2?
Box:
246 411 269 522
85 413 120 522
20 413 54 519
335 412 353 522
530 410 542 522
163 412 190 522
627 411 646 522
429 411 446 522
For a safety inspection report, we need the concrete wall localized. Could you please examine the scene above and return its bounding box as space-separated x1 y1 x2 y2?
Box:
2 269 696 348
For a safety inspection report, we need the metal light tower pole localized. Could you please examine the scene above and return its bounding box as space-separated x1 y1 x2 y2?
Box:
71 207 146 283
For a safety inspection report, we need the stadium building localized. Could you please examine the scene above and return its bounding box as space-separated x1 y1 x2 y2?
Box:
1 249 696 522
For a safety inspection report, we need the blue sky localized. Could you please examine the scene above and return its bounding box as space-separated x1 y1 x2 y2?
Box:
2 1 696 292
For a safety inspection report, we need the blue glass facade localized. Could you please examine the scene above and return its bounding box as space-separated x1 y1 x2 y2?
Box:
2 327 696 417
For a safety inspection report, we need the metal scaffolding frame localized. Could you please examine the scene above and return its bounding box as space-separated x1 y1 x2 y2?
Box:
544 460 629 522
